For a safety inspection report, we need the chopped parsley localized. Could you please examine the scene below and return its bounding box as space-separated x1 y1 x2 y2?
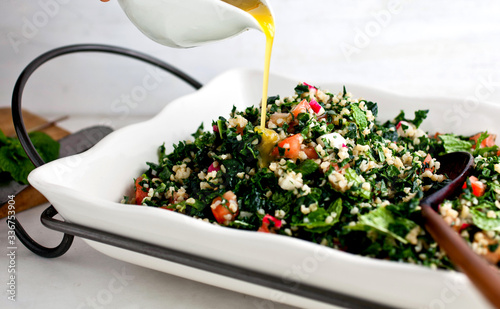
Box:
125 84 500 270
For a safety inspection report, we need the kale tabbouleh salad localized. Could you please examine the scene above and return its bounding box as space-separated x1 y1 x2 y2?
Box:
123 83 500 270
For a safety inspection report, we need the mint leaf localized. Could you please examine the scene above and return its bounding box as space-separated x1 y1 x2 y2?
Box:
439 134 474 153
295 199 342 233
0 130 8 146
345 168 371 199
295 159 319 176
470 208 500 231
326 198 342 225
352 105 368 131
348 207 416 243
0 146 34 184
0 130 60 184
29 131 60 163
345 168 362 186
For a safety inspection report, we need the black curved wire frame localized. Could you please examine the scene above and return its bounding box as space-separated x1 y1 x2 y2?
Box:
11 44 203 258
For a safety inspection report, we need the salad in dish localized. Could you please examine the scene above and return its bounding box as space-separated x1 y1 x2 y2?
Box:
123 83 500 270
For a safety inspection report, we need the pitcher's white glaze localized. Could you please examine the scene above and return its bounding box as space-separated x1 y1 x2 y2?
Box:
118 0 272 48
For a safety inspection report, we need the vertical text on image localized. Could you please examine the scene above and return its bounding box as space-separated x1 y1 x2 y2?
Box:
6 195 17 302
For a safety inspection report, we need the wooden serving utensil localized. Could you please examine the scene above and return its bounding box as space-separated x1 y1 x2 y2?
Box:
420 151 500 308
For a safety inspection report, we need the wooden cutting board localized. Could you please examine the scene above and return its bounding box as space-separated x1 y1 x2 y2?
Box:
0 107 70 218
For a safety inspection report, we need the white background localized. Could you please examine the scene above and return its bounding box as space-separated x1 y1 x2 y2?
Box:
2 1 500 117
1 1 500 309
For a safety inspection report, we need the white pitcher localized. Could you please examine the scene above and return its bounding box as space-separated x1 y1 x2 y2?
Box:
118 0 273 48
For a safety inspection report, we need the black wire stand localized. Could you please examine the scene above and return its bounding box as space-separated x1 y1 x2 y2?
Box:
10 44 397 309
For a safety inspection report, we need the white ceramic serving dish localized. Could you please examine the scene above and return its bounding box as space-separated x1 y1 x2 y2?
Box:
29 69 497 309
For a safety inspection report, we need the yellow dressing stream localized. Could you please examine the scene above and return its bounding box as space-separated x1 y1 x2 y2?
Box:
222 0 277 166
245 2 275 129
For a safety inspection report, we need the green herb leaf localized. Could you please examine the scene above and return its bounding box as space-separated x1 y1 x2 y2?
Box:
295 199 342 233
294 84 309 95
191 123 204 139
0 130 59 184
0 146 33 184
412 110 429 128
348 207 416 243
0 130 8 146
470 208 500 231
29 131 60 163
474 132 489 150
345 168 362 187
365 101 378 117
474 145 499 157
439 134 474 153
352 105 368 131
345 168 371 199
394 110 429 128
326 198 343 225
295 159 319 176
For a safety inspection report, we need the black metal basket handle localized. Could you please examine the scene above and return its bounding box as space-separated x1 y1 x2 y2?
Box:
10 44 202 258
8 45 398 309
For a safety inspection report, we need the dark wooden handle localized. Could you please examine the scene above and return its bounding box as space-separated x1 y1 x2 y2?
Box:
421 205 500 308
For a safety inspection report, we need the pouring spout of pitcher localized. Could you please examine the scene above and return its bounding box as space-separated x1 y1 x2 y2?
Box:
118 0 270 48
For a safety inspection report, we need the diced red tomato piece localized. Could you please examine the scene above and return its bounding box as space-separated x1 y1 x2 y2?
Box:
484 134 496 147
159 205 174 211
135 176 149 205
269 113 291 127
462 176 486 197
330 163 350 174
258 214 282 233
271 134 303 159
423 154 432 164
332 164 340 172
291 99 313 119
423 154 435 172
470 133 497 149
211 191 238 225
431 132 442 139
258 224 270 233
303 146 318 159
